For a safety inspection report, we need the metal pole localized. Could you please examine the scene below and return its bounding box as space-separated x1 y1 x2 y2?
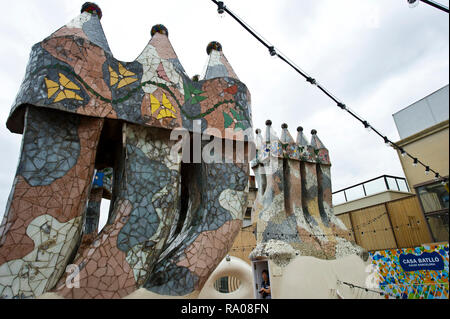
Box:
384 176 390 191
395 178 400 191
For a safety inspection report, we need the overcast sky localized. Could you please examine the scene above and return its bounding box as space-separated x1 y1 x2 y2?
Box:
0 0 448 226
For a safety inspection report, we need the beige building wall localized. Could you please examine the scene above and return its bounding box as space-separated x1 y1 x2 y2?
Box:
273 255 381 299
396 120 449 192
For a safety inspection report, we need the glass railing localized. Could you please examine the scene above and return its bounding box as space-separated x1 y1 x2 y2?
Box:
332 175 410 206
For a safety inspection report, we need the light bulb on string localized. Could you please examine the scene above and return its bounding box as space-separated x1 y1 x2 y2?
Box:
217 1 225 16
384 136 391 147
337 102 346 110
407 0 420 8
400 148 406 157
307 77 318 86
425 166 430 176
412 158 418 167
363 121 371 132
268 46 277 59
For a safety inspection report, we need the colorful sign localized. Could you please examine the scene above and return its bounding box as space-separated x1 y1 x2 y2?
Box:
370 244 449 299
399 251 444 272
93 172 104 187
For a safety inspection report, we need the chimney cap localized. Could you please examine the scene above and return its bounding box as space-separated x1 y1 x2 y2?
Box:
206 41 223 55
81 2 102 19
151 24 169 37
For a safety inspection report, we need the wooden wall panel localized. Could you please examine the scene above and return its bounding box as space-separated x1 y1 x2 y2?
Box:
229 225 256 265
349 204 397 251
336 213 356 243
386 196 433 248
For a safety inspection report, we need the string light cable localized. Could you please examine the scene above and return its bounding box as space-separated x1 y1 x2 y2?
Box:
210 0 449 186
336 280 448 299
229 211 433 253
237 218 426 241
336 280 386 297
408 0 449 13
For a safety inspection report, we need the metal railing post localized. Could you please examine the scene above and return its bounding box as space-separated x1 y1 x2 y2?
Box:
384 176 390 190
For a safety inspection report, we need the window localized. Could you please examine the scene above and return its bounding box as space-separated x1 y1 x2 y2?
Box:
215 276 229 293
416 181 449 242
214 276 241 293
243 208 252 228
425 212 449 242
417 182 449 213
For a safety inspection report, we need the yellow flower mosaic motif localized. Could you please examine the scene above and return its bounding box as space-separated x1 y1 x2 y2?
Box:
109 63 138 89
45 73 83 102
150 93 177 119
